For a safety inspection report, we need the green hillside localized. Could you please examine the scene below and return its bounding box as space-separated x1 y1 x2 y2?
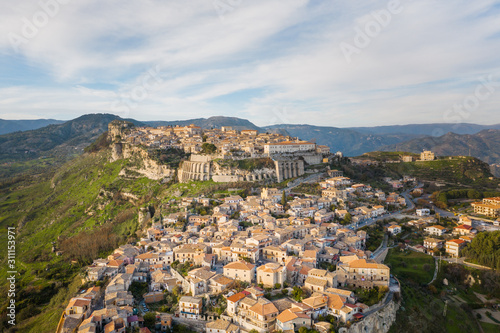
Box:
0 143 272 332
361 151 420 162
0 149 161 332
386 156 496 186
356 152 498 188
381 129 500 165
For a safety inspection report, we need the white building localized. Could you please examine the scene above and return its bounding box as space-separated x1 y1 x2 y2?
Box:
416 208 431 216
264 140 316 155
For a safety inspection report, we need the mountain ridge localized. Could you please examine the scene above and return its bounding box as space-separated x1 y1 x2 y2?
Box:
381 129 500 165
145 116 261 131
2 113 500 178
0 118 65 135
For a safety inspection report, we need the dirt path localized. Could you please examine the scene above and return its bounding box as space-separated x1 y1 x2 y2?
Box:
473 292 498 304
473 309 500 325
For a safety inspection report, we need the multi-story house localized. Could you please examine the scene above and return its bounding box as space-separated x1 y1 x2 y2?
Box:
453 225 475 236
425 225 446 236
237 297 279 332
336 259 390 289
276 308 311 332
445 239 466 257
223 261 256 283
262 246 288 263
471 197 500 217
387 225 401 235
179 296 203 320
423 238 444 250
257 263 286 288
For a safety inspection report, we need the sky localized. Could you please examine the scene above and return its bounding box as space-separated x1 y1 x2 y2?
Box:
1 0 500 127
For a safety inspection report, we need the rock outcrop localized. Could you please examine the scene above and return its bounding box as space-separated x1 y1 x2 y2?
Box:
108 121 174 180
340 300 400 333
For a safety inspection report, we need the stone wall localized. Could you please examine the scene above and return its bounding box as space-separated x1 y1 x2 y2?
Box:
178 160 211 182
177 155 277 183
274 158 305 182
271 152 323 166
170 268 190 292
212 175 240 182
340 300 400 333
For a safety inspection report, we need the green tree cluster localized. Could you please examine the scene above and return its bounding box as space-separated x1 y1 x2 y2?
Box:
462 231 500 270
201 143 217 154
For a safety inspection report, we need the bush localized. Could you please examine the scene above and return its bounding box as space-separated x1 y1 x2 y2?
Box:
201 143 217 154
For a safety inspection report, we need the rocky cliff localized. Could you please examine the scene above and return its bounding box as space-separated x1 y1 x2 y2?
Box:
108 120 174 180
341 300 400 333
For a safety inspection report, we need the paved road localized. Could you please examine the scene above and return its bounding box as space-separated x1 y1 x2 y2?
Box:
285 172 324 194
441 257 492 270
348 184 421 231
372 234 389 262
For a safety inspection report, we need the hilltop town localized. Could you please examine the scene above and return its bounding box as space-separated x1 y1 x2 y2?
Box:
52 123 500 333
108 120 331 183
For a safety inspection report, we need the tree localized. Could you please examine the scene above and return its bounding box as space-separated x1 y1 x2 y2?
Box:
275 283 281 289
341 212 352 225
281 190 287 207
172 285 181 298
292 286 303 301
143 312 156 330
461 231 500 270
201 143 217 154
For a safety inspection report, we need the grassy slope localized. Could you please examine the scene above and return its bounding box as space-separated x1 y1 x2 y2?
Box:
386 157 496 187
355 152 496 188
481 322 500 333
361 151 420 161
385 249 435 284
386 250 480 333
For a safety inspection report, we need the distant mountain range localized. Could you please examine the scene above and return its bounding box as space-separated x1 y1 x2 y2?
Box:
262 124 420 156
1 113 500 174
0 114 143 163
0 118 64 135
347 123 500 136
381 129 500 165
145 116 261 131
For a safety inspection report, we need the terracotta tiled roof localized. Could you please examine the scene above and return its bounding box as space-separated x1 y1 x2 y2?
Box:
227 292 247 303
348 259 389 270
224 261 255 271
250 298 279 316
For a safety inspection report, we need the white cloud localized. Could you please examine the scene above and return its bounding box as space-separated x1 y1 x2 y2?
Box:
1 0 500 126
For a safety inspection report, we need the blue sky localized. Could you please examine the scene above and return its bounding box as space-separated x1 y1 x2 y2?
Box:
1 0 500 127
